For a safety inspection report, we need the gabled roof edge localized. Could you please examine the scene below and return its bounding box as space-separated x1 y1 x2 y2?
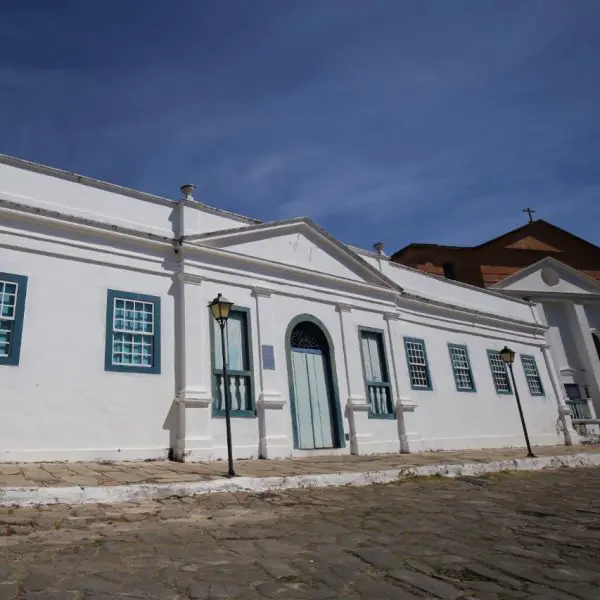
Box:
187 216 402 290
490 256 600 292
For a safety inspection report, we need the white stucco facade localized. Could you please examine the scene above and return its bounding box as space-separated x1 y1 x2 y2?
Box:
492 257 600 432
0 156 578 462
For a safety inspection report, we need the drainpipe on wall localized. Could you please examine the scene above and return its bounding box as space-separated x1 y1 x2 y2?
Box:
526 298 574 446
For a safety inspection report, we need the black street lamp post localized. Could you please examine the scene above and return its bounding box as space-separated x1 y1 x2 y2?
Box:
208 293 236 477
499 346 536 458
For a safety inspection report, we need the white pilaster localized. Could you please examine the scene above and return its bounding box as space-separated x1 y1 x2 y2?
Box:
568 303 600 417
534 301 581 444
253 287 289 458
336 303 371 454
175 273 213 461
384 312 422 452
542 344 581 445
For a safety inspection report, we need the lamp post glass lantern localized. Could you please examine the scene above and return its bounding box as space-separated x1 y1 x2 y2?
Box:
208 293 236 477
209 293 233 324
499 346 516 365
500 346 536 458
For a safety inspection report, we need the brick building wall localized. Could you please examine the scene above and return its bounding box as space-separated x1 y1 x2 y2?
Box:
391 220 600 289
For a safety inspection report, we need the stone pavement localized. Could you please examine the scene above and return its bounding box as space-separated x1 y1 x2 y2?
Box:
1 444 600 489
1 468 600 599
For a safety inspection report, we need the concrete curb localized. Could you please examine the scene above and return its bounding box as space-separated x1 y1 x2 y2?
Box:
1 452 600 507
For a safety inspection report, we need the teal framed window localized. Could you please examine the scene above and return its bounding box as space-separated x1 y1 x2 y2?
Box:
448 344 476 392
521 355 544 396
0 272 28 366
211 307 255 417
359 328 394 418
105 290 161 374
487 350 512 394
404 337 432 390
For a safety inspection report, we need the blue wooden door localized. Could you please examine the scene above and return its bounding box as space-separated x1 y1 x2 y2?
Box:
291 347 335 449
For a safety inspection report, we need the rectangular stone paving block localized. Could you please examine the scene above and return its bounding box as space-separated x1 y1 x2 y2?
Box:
389 568 464 599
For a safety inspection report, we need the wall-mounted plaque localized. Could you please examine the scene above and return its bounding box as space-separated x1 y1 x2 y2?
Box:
261 345 275 370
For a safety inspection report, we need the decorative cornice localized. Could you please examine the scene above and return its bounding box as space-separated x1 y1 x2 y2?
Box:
383 311 401 321
397 400 418 412
558 405 572 417
258 392 286 408
346 395 369 411
335 303 352 313
0 193 173 246
396 292 547 337
174 271 204 285
0 153 259 225
177 388 212 407
252 286 274 298
560 367 585 376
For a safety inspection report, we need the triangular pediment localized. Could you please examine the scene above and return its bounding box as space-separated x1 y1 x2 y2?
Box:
504 236 560 251
188 218 392 287
491 257 600 296
478 220 599 254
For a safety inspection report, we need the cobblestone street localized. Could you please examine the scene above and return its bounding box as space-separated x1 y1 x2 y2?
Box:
1 468 600 599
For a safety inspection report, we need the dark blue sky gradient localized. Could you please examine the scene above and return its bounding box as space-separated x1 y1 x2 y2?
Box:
1 1 599 251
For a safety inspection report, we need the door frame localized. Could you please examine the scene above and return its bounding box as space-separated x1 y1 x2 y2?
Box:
285 314 345 450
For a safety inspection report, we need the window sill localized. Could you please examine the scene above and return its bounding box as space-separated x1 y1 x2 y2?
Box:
212 410 257 418
105 365 161 374
368 412 396 420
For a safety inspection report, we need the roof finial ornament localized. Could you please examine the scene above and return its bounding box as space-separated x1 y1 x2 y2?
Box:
373 241 385 255
180 184 195 201
523 207 536 223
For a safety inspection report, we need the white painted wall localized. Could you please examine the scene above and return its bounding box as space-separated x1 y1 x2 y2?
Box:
215 231 365 282
0 160 569 462
585 304 600 333
0 161 251 239
388 325 561 450
358 253 535 323
177 251 563 459
1 241 175 462
542 302 581 372
184 204 254 236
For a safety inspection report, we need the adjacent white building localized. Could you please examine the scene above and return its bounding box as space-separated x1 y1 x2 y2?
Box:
0 155 580 462
491 257 600 435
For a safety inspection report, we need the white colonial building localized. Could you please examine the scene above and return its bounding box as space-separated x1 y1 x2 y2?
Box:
491 257 600 435
0 155 580 462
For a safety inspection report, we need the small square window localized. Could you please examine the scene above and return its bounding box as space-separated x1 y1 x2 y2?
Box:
521 355 544 396
448 344 476 392
487 350 512 394
0 273 28 366
105 290 161 374
404 337 432 390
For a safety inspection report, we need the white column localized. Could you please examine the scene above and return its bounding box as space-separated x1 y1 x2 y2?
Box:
175 273 213 461
542 344 581 445
336 303 371 454
383 312 422 452
570 303 600 417
253 287 289 458
534 302 581 444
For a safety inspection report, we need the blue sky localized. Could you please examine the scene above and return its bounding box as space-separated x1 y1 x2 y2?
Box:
1 1 599 252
